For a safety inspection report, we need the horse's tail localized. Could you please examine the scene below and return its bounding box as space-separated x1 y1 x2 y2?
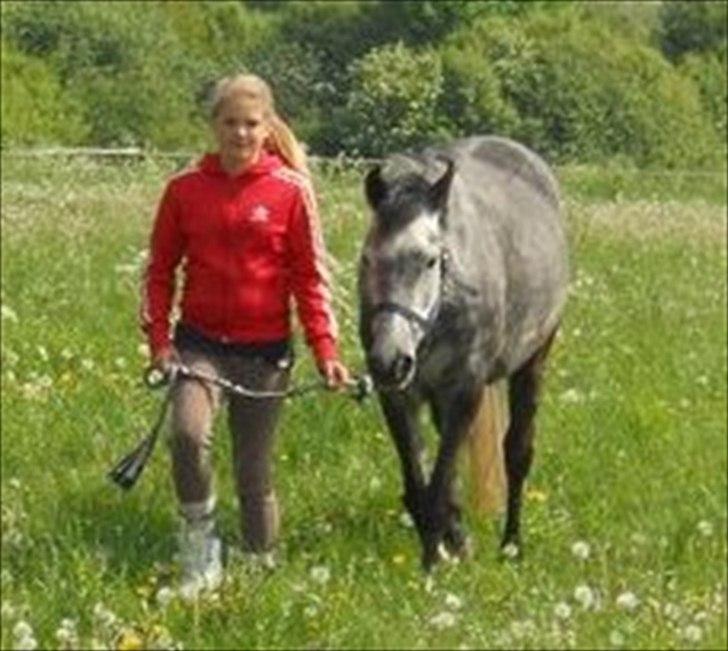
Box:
467 380 510 514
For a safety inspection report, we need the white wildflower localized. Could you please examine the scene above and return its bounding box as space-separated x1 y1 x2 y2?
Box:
14 636 37 651
444 592 463 610
13 621 38 650
696 520 713 537
574 583 595 610
92 601 117 630
1 600 16 619
12 621 33 640
554 601 572 620
560 388 583 404
571 540 591 560
303 604 318 618
663 602 680 621
615 591 639 611
398 511 414 529
309 565 330 585
60 348 73 360
137 343 149 357
429 611 457 630
681 624 702 643
1 305 18 323
114 357 127 369
609 630 625 647
55 617 79 648
502 542 520 559
81 358 95 371
37 346 49 362
155 587 174 608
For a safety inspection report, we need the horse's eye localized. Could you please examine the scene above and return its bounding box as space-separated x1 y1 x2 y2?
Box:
426 257 438 269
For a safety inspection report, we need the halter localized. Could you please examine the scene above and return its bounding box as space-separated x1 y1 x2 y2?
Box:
370 248 451 334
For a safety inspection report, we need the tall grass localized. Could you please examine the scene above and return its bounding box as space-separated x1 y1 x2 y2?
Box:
1 155 726 650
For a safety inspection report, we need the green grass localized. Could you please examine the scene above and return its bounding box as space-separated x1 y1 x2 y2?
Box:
1 154 726 650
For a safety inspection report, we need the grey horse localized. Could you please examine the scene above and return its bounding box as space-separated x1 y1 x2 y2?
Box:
358 136 569 570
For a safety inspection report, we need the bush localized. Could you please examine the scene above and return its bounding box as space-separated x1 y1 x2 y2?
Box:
439 9 722 167
338 43 448 157
0 40 88 146
679 44 728 140
657 1 727 62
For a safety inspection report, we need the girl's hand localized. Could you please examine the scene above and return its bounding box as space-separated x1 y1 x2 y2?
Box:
152 345 181 375
320 359 351 390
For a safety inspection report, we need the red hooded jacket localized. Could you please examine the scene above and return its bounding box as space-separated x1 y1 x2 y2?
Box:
140 152 339 365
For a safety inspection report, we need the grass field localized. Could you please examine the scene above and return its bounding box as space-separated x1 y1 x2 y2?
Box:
1 154 726 650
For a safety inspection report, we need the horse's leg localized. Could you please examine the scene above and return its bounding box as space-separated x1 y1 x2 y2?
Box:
429 400 471 560
379 393 427 534
501 330 557 554
422 386 482 570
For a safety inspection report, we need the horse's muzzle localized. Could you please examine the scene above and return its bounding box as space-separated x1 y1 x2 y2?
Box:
368 352 416 390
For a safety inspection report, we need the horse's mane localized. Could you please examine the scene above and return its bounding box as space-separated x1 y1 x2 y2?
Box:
375 154 444 232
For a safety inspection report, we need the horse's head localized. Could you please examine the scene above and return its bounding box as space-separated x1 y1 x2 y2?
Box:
359 155 456 390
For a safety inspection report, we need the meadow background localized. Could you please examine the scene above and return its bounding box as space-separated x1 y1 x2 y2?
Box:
1 1 727 650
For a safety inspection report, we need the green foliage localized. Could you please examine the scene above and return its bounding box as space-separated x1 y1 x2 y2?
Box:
0 40 88 146
441 9 722 167
339 43 447 157
679 43 728 144
657 0 728 62
0 0 725 167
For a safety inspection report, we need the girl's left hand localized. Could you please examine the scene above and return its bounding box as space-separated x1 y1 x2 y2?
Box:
320 359 351 390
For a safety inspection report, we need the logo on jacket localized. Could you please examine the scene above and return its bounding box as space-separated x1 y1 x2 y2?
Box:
249 204 270 223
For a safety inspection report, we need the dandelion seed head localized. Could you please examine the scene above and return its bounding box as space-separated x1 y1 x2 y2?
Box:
681 624 702 643
12 621 33 640
444 592 463 610
696 520 713 537
309 565 330 585
574 583 595 610
609 630 625 647
429 611 457 630
554 601 572 620
502 542 519 559
571 540 591 560
155 587 174 608
1 305 19 323
615 591 639 611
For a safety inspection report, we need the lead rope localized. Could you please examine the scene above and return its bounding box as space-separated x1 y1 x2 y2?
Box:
108 365 373 491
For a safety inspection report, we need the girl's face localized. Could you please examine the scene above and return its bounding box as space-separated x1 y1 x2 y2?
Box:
213 97 270 170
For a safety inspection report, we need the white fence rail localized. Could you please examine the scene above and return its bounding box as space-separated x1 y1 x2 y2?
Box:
2 146 726 177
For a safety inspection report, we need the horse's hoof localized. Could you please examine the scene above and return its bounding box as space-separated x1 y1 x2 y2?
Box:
421 543 443 572
447 533 474 561
444 527 473 561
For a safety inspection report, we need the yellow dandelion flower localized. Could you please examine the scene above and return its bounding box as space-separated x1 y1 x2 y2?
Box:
526 488 548 503
116 628 144 651
392 554 406 565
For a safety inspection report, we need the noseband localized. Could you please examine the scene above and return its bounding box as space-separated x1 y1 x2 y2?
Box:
370 249 451 333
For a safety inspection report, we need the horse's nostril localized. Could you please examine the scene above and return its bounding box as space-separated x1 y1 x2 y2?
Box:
368 354 388 380
392 355 414 383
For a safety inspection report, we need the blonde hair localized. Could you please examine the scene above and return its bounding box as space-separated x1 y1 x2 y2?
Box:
210 73 309 176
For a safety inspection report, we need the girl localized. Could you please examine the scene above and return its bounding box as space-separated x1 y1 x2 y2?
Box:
140 73 349 598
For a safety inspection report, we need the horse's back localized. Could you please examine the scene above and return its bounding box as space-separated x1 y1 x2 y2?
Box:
441 136 568 375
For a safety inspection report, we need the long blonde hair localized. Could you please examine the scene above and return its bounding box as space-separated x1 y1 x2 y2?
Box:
209 73 309 176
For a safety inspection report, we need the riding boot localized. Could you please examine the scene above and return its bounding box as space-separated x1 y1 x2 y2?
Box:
177 496 223 601
240 490 279 555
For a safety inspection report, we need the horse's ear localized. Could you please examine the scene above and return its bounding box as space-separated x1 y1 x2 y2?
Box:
429 157 455 214
364 165 387 209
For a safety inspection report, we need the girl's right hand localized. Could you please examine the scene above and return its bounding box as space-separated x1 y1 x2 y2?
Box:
152 345 181 375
